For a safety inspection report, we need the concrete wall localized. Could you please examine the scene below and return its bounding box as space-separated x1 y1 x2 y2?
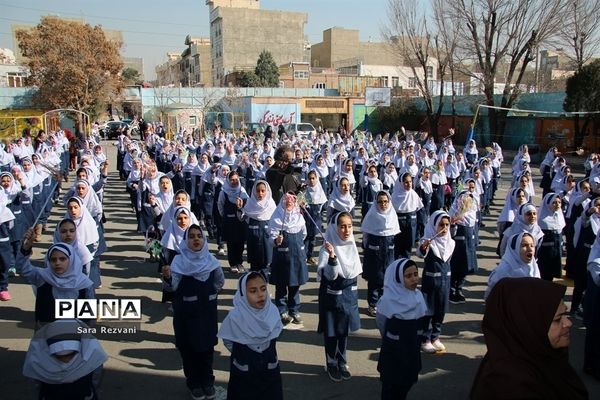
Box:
210 7 307 86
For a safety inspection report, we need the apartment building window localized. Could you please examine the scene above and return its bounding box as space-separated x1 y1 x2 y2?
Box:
392 76 399 87
382 76 389 87
189 116 197 125
313 82 326 89
408 77 417 88
426 66 433 78
279 81 285 88
294 70 309 79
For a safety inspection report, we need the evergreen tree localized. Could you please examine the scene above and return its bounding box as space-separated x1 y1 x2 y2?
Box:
564 59 600 147
254 50 279 87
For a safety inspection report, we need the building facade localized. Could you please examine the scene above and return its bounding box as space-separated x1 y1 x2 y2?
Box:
207 0 307 86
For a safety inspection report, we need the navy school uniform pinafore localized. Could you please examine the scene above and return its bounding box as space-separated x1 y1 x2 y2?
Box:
246 217 272 271
538 229 563 281
226 340 283 400
318 275 360 337
420 251 451 341
362 233 395 307
270 231 308 287
378 317 421 400
39 373 97 400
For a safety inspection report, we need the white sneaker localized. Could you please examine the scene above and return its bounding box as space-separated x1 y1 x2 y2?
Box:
217 248 225 256
421 341 437 354
431 339 446 352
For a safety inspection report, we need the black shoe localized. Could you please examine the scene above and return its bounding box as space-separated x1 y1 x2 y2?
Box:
449 293 465 304
190 387 205 400
456 291 467 303
202 385 216 400
280 313 292 325
326 365 342 382
290 313 303 325
339 364 351 380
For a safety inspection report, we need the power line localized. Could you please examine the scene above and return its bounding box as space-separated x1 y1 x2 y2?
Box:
0 3 206 28
0 16 204 38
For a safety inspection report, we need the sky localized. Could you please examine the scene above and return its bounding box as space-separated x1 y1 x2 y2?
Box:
0 0 391 80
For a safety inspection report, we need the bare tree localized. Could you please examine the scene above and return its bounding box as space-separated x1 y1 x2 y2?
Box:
557 0 600 71
445 0 566 142
383 0 455 139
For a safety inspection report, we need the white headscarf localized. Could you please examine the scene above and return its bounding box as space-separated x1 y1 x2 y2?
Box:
243 180 276 221
23 319 107 384
498 188 529 224
507 203 544 243
328 178 356 212
0 192 15 225
160 207 192 252
305 171 328 205
158 190 199 230
317 213 362 279
170 225 221 281
75 180 102 219
391 172 423 213
574 200 600 248
268 193 305 234
538 193 566 231
377 259 427 320
360 191 400 237
222 172 249 204
38 243 93 299
421 210 455 262
485 232 540 299
218 272 282 351
64 197 99 247
52 219 94 267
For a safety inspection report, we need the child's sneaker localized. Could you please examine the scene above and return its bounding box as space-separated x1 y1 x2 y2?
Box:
432 339 446 352
0 291 10 301
7 267 16 277
339 364 351 380
326 365 342 382
421 341 437 354
290 313 303 325
190 387 205 400
280 313 292 325
217 248 225 256
230 265 239 273
202 385 216 400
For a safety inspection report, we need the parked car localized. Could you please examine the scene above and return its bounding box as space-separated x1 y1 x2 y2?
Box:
103 121 129 139
284 122 317 139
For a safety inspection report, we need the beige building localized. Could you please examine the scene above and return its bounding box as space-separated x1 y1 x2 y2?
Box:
180 36 212 87
155 53 183 87
539 49 577 91
311 27 398 68
207 0 307 86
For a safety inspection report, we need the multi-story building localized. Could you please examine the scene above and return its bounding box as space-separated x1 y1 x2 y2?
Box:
155 53 183 87
180 36 212 87
207 0 307 86
538 49 577 91
311 27 441 95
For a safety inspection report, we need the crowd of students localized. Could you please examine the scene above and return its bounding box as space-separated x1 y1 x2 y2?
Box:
4 122 599 399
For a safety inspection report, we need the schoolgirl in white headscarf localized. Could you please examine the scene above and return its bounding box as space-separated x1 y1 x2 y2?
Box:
360 191 400 315
327 177 356 222
317 212 361 380
497 188 529 240
537 192 566 281
417 210 455 352
375 257 427 398
161 224 224 397
53 218 94 276
499 203 544 257
160 206 193 256
486 232 540 299
64 197 99 248
23 319 107 397
243 180 277 271
218 271 283 398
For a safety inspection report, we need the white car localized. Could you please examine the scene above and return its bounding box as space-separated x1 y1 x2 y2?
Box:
285 122 316 139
